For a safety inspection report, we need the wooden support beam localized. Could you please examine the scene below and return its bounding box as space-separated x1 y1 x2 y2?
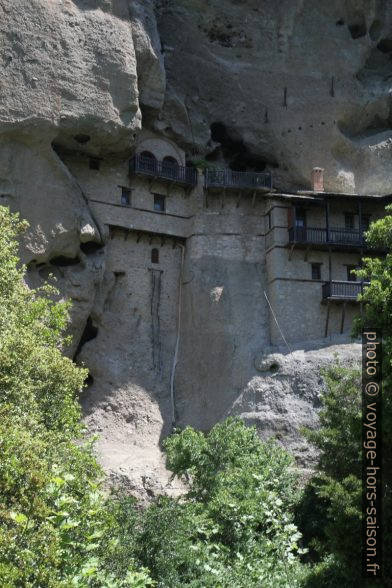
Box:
340 301 346 334
288 243 295 261
252 191 256 208
136 232 142 243
236 191 242 208
325 300 330 338
304 244 311 262
325 199 330 243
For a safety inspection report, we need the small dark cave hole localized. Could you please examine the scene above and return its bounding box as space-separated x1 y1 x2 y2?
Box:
348 20 367 40
80 241 104 255
336 19 344 26
230 152 278 172
50 255 80 267
205 147 221 162
74 316 98 360
210 121 231 143
89 158 101 170
377 38 392 53
74 134 91 144
85 373 94 387
269 362 280 372
210 121 278 172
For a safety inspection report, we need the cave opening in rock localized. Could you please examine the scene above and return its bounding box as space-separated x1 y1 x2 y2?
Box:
74 316 99 360
210 122 278 172
348 18 367 39
377 38 392 53
50 255 80 267
74 134 91 144
80 241 104 255
84 373 94 387
89 158 101 170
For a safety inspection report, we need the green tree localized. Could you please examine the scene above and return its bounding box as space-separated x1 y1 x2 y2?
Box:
0 207 153 587
299 207 392 587
137 418 308 587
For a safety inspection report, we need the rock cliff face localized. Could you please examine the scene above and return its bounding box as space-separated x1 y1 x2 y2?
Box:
2 0 386 496
156 0 392 195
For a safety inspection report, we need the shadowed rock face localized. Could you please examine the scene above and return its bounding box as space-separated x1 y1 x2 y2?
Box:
156 0 392 194
0 0 374 496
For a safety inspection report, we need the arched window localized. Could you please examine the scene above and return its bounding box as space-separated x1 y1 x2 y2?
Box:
151 248 159 264
139 151 157 173
162 156 179 179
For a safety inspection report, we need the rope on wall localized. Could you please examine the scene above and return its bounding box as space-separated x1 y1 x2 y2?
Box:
263 290 292 354
170 244 185 427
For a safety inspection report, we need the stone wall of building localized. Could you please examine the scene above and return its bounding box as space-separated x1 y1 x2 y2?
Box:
80 227 184 495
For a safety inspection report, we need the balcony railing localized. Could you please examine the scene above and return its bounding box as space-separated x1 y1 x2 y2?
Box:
204 169 272 190
322 280 369 301
129 155 198 187
289 226 365 247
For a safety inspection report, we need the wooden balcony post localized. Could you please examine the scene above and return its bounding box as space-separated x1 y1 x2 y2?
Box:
293 206 297 241
325 199 330 243
358 199 363 245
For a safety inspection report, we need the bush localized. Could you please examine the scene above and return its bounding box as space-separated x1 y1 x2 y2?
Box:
0 207 153 587
137 418 308 587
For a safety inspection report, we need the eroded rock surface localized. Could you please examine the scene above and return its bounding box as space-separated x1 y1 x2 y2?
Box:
231 342 361 471
0 0 378 496
157 0 392 194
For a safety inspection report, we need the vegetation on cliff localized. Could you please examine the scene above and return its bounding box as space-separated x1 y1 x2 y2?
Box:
0 207 309 587
0 208 153 587
2 203 391 586
297 209 392 587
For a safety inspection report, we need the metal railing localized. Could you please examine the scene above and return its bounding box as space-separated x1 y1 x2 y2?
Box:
322 280 369 300
204 169 272 190
289 226 365 247
129 155 198 187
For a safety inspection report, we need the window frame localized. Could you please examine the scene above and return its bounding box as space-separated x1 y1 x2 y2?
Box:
295 207 306 228
120 187 131 206
311 262 321 281
266 210 272 231
151 248 159 264
153 194 166 213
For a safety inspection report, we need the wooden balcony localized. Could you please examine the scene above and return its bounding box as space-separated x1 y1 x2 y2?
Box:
322 280 369 301
288 226 367 250
204 169 272 191
129 155 198 187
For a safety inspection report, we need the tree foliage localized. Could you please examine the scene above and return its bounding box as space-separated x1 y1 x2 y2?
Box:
136 418 308 587
298 208 392 587
0 207 153 587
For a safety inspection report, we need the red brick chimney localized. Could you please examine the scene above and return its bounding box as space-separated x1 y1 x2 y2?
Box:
311 167 324 192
